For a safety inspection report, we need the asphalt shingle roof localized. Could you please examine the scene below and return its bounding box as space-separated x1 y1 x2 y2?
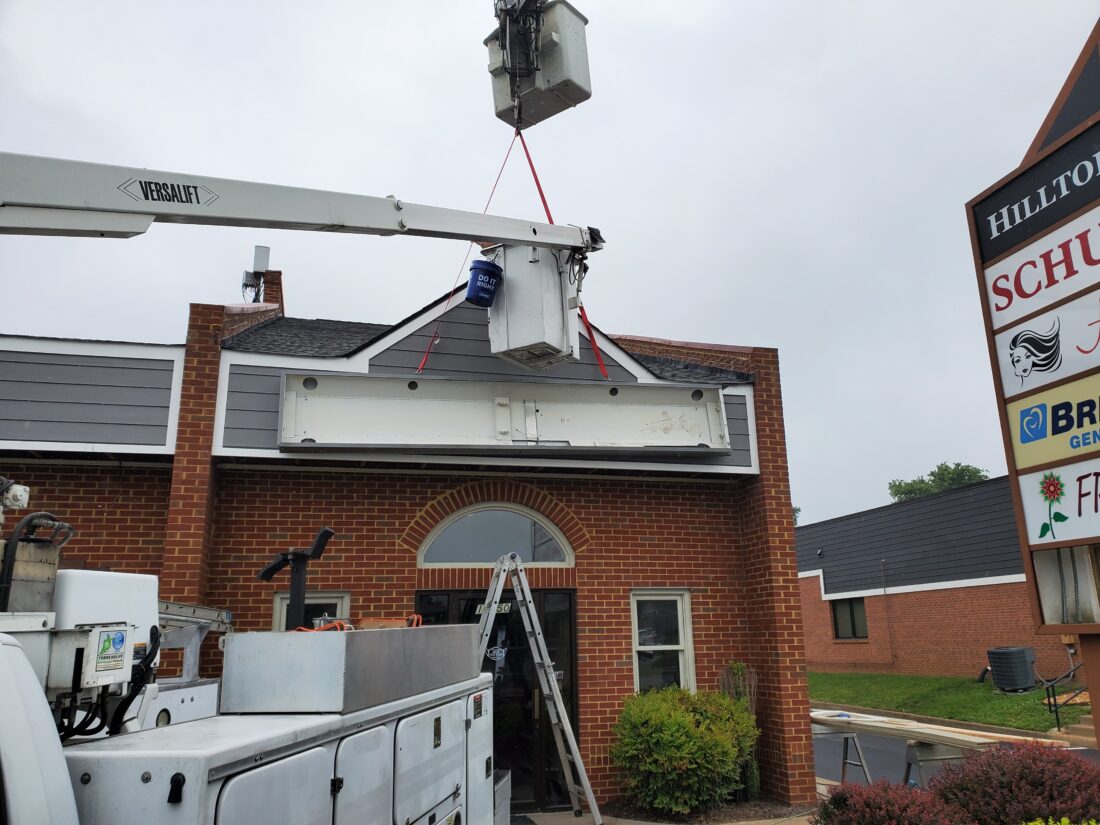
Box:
221 317 390 357
625 352 753 385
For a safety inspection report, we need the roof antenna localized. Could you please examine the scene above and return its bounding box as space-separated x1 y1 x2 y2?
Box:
242 245 270 303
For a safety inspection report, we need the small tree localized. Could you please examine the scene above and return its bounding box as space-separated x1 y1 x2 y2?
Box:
888 462 988 502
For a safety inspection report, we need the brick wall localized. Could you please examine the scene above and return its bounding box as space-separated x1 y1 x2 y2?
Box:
799 576 1075 680
0 461 170 574
614 337 816 805
204 467 765 802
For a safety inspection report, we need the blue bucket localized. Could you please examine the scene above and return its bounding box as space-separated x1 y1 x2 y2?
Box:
466 259 504 308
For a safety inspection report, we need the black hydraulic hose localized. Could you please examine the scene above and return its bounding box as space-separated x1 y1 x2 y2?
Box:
0 511 57 611
107 625 160 735
77 688 110 737
66 687 109 739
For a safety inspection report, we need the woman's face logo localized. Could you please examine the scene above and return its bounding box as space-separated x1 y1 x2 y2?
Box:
1011 346 1035 378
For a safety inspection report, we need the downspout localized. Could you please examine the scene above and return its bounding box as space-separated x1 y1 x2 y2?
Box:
880 559 897 666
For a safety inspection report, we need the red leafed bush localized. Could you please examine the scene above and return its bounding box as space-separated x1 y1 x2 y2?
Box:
930 742 1100 825
812 780 963 825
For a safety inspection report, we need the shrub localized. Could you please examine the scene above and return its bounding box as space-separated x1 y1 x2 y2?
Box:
812 780 962 825
1022 819 1100 825
931 742 1100 825
610 687 758 816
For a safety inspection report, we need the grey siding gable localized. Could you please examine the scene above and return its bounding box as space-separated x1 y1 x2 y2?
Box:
796 477 1022 595
368 303 638 383
0 349 174 447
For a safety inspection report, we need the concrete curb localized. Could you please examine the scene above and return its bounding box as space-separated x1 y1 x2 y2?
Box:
811 701 1061 740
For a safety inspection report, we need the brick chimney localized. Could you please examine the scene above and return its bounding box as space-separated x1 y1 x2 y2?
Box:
262 270 285 314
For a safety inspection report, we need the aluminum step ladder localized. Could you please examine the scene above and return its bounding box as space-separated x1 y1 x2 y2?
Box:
478 552 602 824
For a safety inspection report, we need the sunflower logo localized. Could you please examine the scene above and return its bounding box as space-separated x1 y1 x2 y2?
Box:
1038 471 1067 539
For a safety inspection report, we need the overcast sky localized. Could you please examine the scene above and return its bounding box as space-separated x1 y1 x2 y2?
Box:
2 2 1098 524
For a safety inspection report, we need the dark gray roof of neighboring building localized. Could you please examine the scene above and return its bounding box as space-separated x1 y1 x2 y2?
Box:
222 317 391 357
626 353 753 385
796 476 1022 596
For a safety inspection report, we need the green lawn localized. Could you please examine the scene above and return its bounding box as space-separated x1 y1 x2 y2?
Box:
808 671 1089 732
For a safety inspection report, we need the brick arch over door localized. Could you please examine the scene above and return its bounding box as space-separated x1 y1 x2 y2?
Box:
401 480 588 590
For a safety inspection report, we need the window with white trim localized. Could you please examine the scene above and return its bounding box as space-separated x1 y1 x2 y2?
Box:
272 591 351 630
419 504 573 567
631 590 695 691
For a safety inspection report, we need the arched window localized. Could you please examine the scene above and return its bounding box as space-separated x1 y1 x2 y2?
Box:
419 505 573 566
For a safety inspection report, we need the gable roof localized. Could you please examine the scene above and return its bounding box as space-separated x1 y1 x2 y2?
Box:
222 317 390 357
221 286 754 388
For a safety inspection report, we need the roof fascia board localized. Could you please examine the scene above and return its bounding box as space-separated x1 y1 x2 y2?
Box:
355 291 662 383
798 568 1028 601
0 336 184 360
361 296 456 364
586 327 660 383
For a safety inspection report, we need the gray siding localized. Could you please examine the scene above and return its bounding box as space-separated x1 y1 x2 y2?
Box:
223 365 283 449
368 303 638 383
796 477 1022 594
0 350 173 446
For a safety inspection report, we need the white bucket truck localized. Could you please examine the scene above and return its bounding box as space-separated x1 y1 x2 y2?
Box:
0 479 507 825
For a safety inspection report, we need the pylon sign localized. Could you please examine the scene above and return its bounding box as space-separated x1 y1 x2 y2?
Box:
967 20 1100 633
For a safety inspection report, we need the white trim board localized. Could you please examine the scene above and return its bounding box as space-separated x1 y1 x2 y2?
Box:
798 569 1028 601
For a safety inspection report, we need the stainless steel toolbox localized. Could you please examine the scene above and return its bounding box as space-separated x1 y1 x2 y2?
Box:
220 625 479 713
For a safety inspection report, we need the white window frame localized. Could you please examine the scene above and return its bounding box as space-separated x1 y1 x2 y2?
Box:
417 503 575 568
272 591 351 630
630 589 696 692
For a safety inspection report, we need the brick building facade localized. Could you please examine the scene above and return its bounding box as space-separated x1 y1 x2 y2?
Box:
0 275 815 809
796 477 1078 683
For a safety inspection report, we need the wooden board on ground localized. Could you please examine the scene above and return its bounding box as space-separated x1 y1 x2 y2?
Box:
810 709 1065 750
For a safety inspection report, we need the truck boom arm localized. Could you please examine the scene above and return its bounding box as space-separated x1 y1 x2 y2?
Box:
0 152 600 251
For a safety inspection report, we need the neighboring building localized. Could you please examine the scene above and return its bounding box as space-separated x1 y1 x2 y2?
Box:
0 271 815 811
796 477 1075 681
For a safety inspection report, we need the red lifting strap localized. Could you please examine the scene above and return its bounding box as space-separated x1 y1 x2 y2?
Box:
517 130 610 381
416 133 518 374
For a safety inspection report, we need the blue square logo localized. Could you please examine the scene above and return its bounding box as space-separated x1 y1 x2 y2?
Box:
1019 404 1048 443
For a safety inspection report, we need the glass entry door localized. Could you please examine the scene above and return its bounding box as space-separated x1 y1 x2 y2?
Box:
416 589 577 812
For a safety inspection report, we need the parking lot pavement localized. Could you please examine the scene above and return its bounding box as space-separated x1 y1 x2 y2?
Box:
814 731 1100 785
